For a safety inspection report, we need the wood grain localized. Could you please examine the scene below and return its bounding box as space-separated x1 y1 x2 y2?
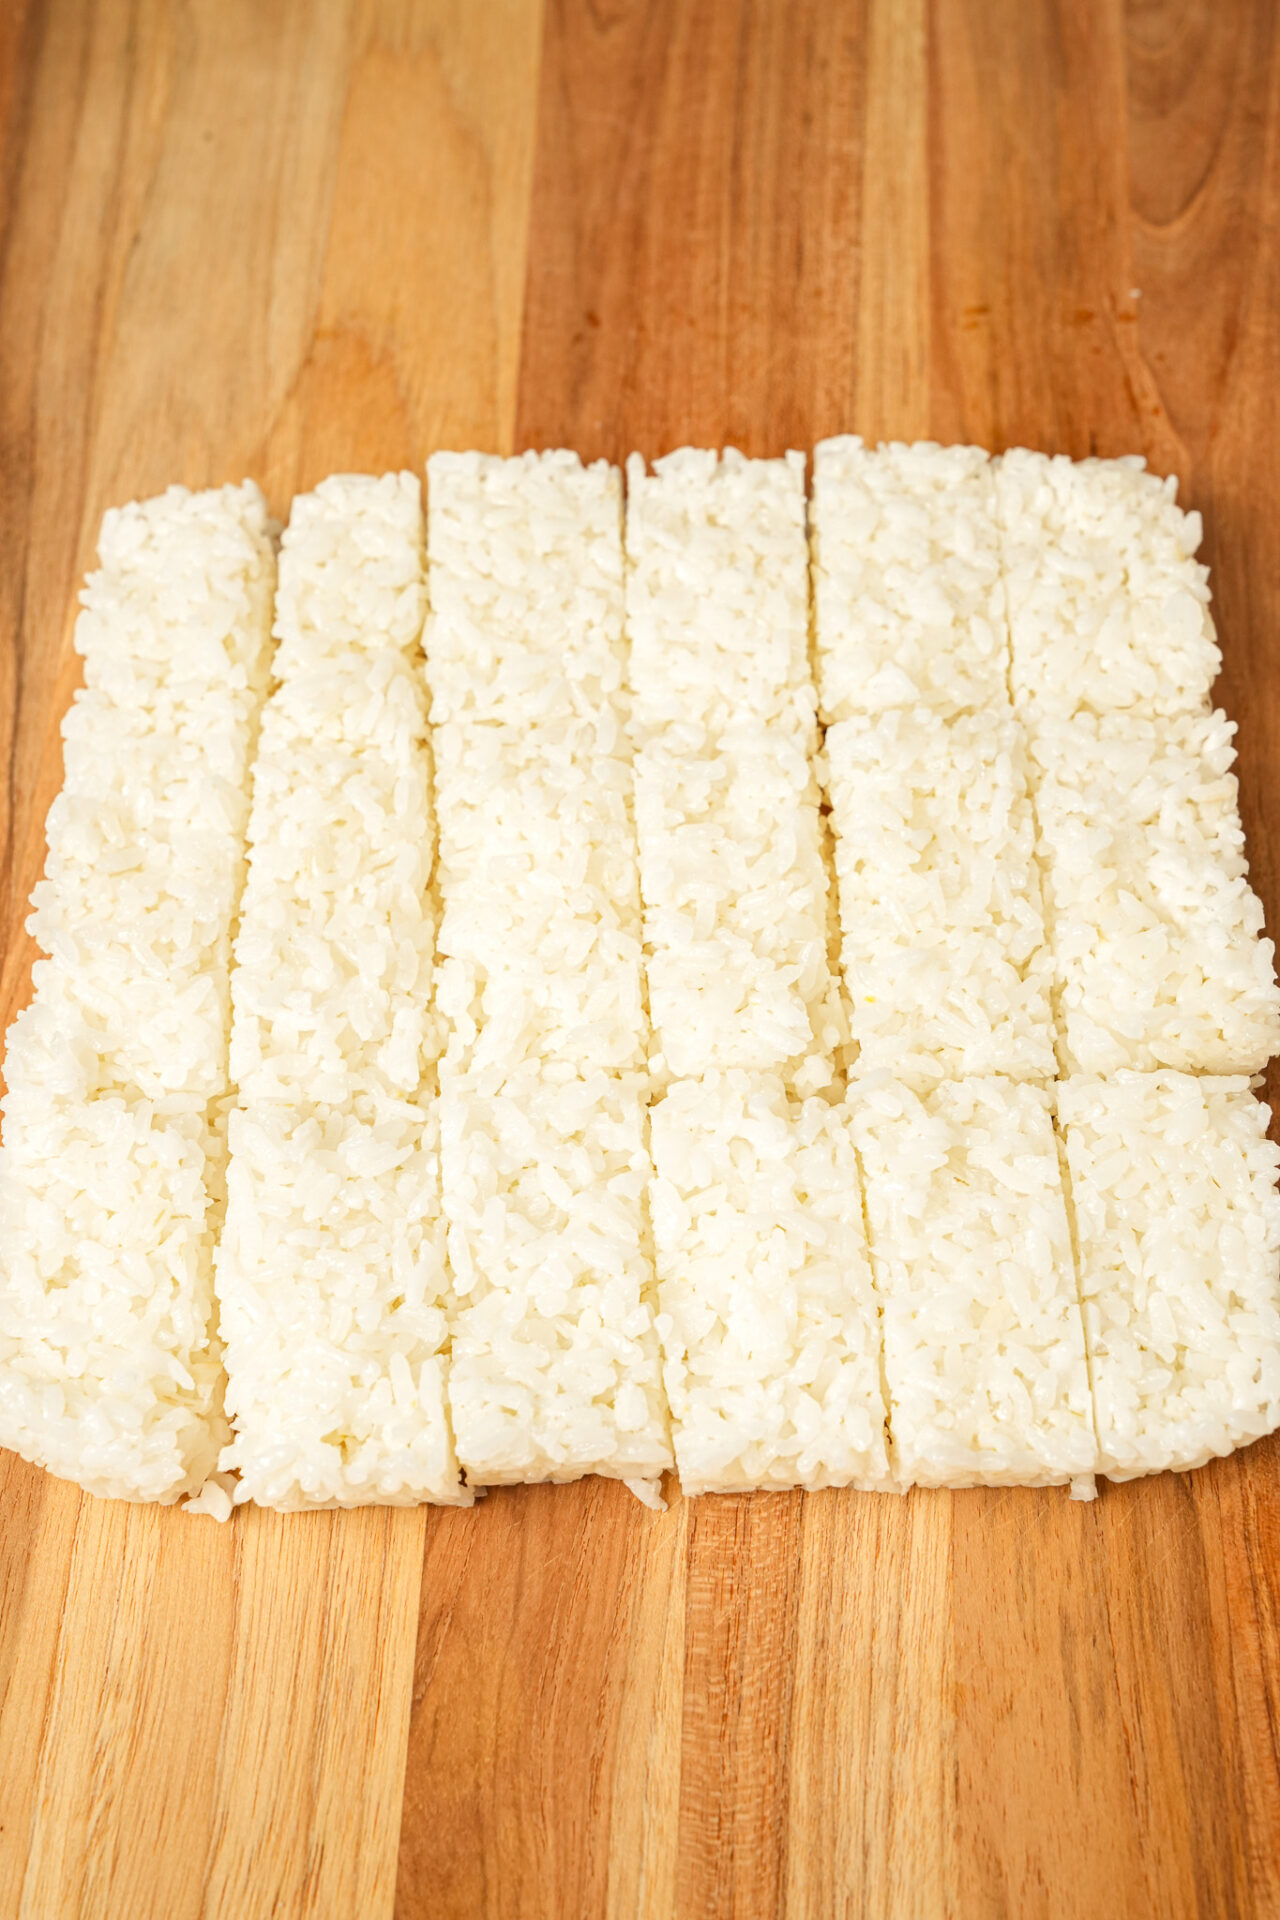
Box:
4 1 1280 1916
0 4 542 1916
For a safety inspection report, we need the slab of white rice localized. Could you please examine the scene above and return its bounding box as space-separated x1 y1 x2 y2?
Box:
216 473 468 1508
425 451 670 1494
1058 1072 1280 1478
1028 708 1280 1073
996 449 1220 719
849 1076 1097 1488
649 1071 889 1493
625 447 844 1093
0 483 275 1501
826 707 1055 1086
811 437 1010 721
625 447 814 744
441 1063 669 1498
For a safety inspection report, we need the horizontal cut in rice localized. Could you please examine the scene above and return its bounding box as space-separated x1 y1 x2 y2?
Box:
1058 1072 1280 1478
850 1076 1097 1487
626 447 843 1093
426 452 669 1494
0 483 275 1501
1028 708 1280 1073
827 708 1055 1086
442 1065 668 1493
811 437 1010 722
996 449 1220 720
649 1071 889 1493
217 473 468 1508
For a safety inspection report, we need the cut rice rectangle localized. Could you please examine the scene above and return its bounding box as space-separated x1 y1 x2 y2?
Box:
625 447 813 745
626 447 844 1093
1057 1072 1280 1478
425 451 670 1494
217 472 468 1508
1027 708 1280 1074
826 707 1055 1086
0 483 276 1501
811 437 1010 722
648 1070 889 1493
849 1076 1097 1487
441 1064 669 1496
995 449 1220 720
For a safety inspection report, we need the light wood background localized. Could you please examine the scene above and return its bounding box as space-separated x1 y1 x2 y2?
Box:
2 2 1279 1914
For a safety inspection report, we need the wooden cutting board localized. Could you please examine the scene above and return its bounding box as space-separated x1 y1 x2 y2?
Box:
3 3 1279 1914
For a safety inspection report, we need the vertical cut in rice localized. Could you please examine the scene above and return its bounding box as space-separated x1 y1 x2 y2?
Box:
426 451 669 1497
811 437 1010 721
995 450 1220 720
216 473 468 1509
649 1071 889 1493
625 448 844 1092
849 1076 1097 1487
826 707 1055 1085
0 484 275 1502
1057 1072 1280 1477
1027 709 1280 1074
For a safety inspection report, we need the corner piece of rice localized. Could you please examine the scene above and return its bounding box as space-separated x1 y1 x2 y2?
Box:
995 449 1220 720
849 1074 1097 1488
1057 1071 1280 1479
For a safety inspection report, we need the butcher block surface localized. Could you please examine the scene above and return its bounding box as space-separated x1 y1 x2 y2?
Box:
3 3 1280 1915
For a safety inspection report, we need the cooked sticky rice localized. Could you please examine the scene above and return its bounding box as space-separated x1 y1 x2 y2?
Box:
996 449 1220 719
216 473 467 1507
625 447 813 744
811 437 1010 721
1027 708 1280 1073
442 1064 669 1496
849 1075 1097 1487
425 451 669 1492
0 483 275 1501
649 1071 889 1493
826 707 1055 1085
1057 1072 1280 1478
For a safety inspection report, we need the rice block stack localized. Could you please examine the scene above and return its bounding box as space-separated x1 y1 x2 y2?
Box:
1058 1073 1280 1478
995 451 1280 1074
216 473 467 1509
626 448 887 1492
425 451 669 1499
850 1076 1098 1488
0 484 275 1503
812 438 1057 1083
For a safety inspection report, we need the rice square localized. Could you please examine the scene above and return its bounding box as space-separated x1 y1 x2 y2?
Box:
827 707 1055 1085
1028 708 1280 1074
649 1071 889 1493
850 1075 1097 1487
1057 1072 1280 1477
996 449 1220 720
811 437 1011 721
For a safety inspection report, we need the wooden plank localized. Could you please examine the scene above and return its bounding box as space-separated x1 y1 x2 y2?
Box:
0 3 543 1914
398 1484 689 1920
